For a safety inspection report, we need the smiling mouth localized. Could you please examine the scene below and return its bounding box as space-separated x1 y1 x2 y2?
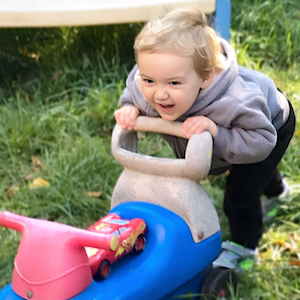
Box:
158 104 174 111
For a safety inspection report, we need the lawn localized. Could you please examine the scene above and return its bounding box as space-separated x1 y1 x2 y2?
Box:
0 0 300 299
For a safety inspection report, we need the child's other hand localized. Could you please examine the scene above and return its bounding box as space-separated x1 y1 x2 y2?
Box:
182 116 218 139
114 106 140 130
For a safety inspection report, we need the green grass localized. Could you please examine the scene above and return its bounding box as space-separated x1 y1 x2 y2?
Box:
0 0 300 298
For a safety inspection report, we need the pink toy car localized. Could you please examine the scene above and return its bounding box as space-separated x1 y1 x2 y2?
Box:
85 213 147 280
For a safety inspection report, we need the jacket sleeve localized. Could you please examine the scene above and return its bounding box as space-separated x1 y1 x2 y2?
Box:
119 87 135 107
213 95 277 164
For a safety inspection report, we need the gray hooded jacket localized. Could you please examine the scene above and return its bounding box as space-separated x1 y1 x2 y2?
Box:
119 39 290 174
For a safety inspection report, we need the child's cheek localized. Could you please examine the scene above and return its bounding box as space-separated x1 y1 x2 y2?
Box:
142 90 152 104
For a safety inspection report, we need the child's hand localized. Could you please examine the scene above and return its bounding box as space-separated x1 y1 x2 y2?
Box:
114 106 140 130
182 116 218 139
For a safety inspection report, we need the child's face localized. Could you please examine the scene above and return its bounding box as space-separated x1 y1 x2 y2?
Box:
138 51 204 121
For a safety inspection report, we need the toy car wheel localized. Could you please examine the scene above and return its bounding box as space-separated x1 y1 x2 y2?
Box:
199 267 237 300
134 234 146 252
95 260 111 280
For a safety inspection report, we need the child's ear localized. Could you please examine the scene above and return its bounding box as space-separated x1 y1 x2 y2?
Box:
200 71 214 89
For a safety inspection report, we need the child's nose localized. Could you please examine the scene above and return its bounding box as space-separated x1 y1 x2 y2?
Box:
154 86 168 100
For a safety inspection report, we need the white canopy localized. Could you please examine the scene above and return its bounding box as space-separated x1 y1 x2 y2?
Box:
0 0 215 27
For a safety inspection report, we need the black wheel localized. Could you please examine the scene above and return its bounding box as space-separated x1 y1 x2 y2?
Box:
94 260 111 280
134 234 146 252
199 267 238 300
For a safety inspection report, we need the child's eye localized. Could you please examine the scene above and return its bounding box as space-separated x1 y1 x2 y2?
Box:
170 81 180 85
143 79 153 84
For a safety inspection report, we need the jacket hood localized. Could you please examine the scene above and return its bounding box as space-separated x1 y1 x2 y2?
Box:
177 38 239 121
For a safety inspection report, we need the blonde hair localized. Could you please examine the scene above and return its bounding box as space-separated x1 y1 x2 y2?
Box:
134 9 224 80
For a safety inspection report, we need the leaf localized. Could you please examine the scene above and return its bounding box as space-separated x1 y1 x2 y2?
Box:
6 184 22 198
29 177 50 189
24 173 35 181
30 53 40 62
84 191 102 198
273 239 296 252
274 239 288 247
31 155 44 169
289 259 300 267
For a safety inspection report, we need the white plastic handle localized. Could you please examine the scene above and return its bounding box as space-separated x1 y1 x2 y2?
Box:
111 116 213 181
133 116 186 139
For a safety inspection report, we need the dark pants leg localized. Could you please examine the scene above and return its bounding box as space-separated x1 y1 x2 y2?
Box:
223 101 296 249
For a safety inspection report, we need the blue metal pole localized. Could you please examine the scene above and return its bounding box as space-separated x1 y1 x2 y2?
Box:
214 0 231 41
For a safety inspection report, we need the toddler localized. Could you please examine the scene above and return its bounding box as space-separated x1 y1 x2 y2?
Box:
114 9 295 271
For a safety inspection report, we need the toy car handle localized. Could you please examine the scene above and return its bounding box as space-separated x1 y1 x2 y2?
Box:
111 116 213 181
134 116 186 138
0 210 119 251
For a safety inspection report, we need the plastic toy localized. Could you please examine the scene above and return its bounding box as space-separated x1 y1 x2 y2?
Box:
0 116 236 300
0 211 119 300
86 213 146 279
